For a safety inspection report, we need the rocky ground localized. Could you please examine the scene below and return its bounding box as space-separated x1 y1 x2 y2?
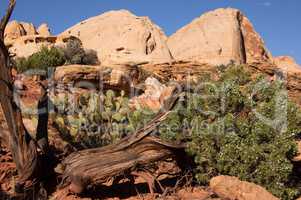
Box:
0 144 280 200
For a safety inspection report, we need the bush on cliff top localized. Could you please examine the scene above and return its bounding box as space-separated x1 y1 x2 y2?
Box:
14 38 99 73
15 46 65 73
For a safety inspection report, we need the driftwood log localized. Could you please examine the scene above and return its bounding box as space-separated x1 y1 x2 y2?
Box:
0 0 48 193
60 90 185 194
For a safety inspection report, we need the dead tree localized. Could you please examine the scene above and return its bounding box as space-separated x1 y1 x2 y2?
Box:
0 0 44 193
60 89 186 194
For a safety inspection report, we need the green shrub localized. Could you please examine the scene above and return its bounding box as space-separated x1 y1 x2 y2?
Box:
63 37 99 65
13 37 99 73
159 65 301 199
15 46 65 73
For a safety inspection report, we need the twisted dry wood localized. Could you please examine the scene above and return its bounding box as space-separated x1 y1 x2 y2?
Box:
61 89 185 193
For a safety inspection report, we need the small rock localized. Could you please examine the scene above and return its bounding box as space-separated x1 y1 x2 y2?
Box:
210 176 279 200
130 77 176 111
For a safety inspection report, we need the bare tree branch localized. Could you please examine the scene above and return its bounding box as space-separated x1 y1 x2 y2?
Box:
0 0 16 40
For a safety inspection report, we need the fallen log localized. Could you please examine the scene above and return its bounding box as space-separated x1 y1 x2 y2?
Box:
60 89 185 194
62 136 184 193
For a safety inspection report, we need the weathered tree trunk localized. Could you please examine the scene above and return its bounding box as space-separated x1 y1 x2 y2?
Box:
0 0 44 193
61 90 185 194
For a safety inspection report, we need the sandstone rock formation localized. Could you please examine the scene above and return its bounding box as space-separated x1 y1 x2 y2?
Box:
4 20 26 42
60 10 173 65
37 23 51 36
210 176 279 200
4 21 52 41
4 21 56 57
7 35 70 58
274 56 301 73
129 77 176 111
4 21 37 42
4 9 301 107
168 8 272 66
239 14 272 64
53 64 146 93
20 22 37 35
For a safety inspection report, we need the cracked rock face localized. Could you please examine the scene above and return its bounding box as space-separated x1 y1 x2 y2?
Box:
4 21 77 59
4 20 27 41
4 21 38 42
4 21 57 58
60 10 173 65
168 8 272 66
239 14 272 64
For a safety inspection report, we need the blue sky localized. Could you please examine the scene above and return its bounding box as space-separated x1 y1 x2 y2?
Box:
1 0 300 64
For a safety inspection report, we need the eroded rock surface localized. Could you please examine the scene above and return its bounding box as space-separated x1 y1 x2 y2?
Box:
6 35 72 58
168 8 272 65
4 21 39 43
20 22 37 36
53 64 144 91
60 10 173 65
129 77 176 111
4 21 58 58
274 56 301 73
4 20 27 42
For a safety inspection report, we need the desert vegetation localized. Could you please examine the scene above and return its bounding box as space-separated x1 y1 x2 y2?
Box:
50 65 301 199
159 65 301 199
53 89 155 149
14 46 65 72
14 37 99 73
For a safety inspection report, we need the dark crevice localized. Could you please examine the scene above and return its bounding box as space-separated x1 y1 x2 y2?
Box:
237 11 247 64
145 32 155 55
